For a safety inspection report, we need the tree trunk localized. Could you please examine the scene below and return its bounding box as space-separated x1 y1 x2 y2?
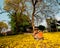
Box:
32 13 35 32
0 28 2 33
32 5 35 32
55 20 58 32
14 12 20 33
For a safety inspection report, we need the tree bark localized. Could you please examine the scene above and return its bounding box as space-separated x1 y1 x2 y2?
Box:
32 10 35 32
32 0 38 32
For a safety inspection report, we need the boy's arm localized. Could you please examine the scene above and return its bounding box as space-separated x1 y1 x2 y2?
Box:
33 31 36 36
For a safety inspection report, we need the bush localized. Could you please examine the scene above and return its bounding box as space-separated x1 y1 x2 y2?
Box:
38 25 46 31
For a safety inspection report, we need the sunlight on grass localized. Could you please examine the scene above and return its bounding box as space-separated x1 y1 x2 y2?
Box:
0 32 60 48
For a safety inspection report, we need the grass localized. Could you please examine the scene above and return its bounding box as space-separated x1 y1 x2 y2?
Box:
0 32 60 48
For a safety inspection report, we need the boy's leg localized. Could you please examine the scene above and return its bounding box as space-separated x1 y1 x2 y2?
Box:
34 34 38 39
39 37 44 40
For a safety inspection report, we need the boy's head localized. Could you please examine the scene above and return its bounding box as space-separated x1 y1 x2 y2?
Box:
34 28 39 31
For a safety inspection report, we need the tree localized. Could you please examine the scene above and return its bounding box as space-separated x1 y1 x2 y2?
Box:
4 0 31 34
50 20 57 32
25 0 42 31
26 0 60 32
9 12 31 34
31 0 43 31
42 0 60 32
0 22 8 33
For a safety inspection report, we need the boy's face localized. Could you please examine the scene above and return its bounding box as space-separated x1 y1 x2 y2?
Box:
35 29 38 32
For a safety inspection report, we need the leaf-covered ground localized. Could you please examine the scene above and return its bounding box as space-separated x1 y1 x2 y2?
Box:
0 32 60 48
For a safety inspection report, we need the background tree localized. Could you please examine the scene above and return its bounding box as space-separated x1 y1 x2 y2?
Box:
41 0 60 32
4 0 31 34
9 10 31 33
26 0 60 32
0 22 8 33
9 13 31 34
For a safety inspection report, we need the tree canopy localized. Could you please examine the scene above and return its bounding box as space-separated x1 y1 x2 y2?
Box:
0 22 8 33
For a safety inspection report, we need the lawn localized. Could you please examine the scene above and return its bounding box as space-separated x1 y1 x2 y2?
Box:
0 32 60 48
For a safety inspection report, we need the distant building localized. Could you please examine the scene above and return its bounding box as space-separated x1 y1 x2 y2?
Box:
57 21 60 31
50 20 60 32
46 17 60 32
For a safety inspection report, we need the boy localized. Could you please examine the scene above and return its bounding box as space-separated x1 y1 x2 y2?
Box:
33 29 44 40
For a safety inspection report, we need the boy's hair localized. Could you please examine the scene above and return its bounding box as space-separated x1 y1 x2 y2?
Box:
34 28 39 30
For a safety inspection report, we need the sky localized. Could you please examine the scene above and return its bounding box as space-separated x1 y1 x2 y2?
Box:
0 0 60 27
0 0 10 24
